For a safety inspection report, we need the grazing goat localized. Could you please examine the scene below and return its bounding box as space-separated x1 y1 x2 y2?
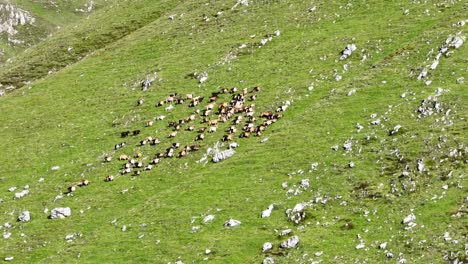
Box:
260 111 273 118
146 121 154 127
186 125 195 131
137 98 144 106
121 131 130 138
114 142 127 150
222 134 234 141
240 131 251 138
78 180 90 186
68 186 77 193
132 130 141 136
105 175 114 182
208 126 217 133
168 131 177 138
119 154 129 160
104 156 112 162
195 134 205 141
190 144 201 151
150 158 161 165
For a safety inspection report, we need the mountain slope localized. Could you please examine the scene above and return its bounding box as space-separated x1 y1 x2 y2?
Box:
0 1 466 263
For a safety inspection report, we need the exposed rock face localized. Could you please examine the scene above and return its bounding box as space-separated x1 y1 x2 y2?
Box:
0 4 35 37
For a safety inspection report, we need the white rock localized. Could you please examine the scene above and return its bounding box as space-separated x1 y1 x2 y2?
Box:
315 251 323 257
300 179 310 189
18 211 30 222
262 242 273 252
402 213 416 224
355 243 365 249
4 257 14 261
205 249 211 254
261 204 274 218
223 219 241 227
280 235 299 248
202 215 215 224
279 229 292 236
50 207 71 219
379 242 387 249
7 187 17 192
121 225 127 232
51 166 60 171
263 257 275 264
417 159 424 172
3 232 12 239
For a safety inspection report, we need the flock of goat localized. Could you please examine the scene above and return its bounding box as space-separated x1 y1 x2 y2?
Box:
66 85 287 193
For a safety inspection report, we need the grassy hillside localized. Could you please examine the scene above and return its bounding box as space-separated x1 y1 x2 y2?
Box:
0 1 466 263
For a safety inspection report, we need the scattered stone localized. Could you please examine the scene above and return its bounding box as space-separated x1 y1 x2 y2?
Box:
279 229 292 237
355 243 365 249
286 202 308 224
18 211 30 222
4 256 14 261
121 225 127 232
390 125 402 135
457 77 464 84
263 257 275 264
340 44 357 60
202 215 215 224
417 159 424 172
13 189 29 199
261 204 274 218
379 242 387 249
300 179 310 189
50 207 71 219
262 242 273 252
223 219 241 227
51 166 60 171
7 187 16 192
280 235 299 249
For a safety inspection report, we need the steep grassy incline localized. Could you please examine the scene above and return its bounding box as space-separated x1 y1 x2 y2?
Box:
0 1 466 263
0 0 119 62
0 0 183 91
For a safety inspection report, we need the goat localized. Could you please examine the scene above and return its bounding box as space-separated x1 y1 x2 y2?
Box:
150 158 161 165
144 165 153 171
119 154 129 160
195 134 205 141
137 98 144 106
114 142 127 150
78 180 90 186
208 119 219 126
122 167 131 174
150 138 160 145
133 170 141 176
208 126 217 133
260 111 273 118
157 100 165 107
132 130 141 136
222 134 234 141
178 150 187 158
186 125 195 131
146 121 154 127
190 144 202 151
68 185 77 193
252 86 261 92
155 115 166 120
168 131 177 138
105 175 114 182
104 156 112 162
240 131 251 138
134 152 142 158
121 131 130 138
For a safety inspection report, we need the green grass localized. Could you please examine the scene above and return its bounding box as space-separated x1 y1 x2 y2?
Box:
0 0 466 263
